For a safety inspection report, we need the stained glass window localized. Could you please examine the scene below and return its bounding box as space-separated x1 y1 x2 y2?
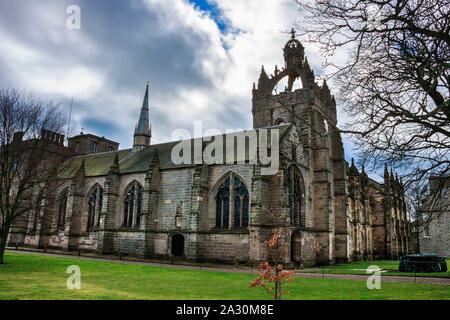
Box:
215 174 249 229
87 184 103 230
123 181 143 228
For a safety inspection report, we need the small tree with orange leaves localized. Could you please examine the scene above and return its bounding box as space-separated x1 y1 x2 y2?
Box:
249 231 296 300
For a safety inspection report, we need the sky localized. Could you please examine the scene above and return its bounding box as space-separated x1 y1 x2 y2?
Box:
0 0 374 179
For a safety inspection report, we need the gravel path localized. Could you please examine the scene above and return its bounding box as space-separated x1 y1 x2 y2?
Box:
6 249 450 286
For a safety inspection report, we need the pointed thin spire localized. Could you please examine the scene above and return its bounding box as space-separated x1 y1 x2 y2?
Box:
143 81 149 109
135 83 150 132
133 82 152 152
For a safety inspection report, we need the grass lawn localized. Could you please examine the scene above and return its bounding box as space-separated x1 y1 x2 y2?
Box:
302 260 450 278
0 253 448 300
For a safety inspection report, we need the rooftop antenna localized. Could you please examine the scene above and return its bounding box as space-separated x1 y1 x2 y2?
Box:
66 98 73 145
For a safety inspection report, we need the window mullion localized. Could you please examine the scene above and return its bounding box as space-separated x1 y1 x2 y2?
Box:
240 196 243 228
133 182 138 227
221 198 224 228
229 175 234 229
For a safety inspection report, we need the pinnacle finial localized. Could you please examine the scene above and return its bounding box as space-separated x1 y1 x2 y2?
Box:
151 148 160 164
384 163 389 178
108 152 120 174
77 158 86 176
290 27 296 39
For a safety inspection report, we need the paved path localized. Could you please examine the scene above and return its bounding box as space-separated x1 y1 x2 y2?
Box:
6 249 450 286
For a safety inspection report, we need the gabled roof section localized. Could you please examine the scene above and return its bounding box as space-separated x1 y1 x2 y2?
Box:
58 149 132 178
58 124 292 178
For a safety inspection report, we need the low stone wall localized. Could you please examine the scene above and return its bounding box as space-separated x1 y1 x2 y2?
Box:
197 232 250 263
112 231 146 256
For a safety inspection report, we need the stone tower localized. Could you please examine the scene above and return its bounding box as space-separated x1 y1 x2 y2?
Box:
251 30 350 265
133 82 152 152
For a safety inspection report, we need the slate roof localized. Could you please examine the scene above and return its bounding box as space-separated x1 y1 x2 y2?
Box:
58 124 292 178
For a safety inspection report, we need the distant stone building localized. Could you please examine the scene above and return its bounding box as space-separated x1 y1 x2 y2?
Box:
68 133 119 155
417 178 449 257
8 33 412 265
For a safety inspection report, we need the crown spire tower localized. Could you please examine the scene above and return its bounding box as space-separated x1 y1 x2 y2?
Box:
133 82 152 152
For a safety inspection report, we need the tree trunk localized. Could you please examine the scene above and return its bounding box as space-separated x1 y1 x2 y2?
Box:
274 268 281 300
276 280 281 300
0 231 7 264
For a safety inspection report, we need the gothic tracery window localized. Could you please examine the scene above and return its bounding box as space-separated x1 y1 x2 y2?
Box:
215 174 249 229
123 181 143 228
286 166 304 227
87 184 103 230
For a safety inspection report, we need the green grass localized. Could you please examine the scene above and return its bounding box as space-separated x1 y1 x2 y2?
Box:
302 260 450 278
0 253 448 300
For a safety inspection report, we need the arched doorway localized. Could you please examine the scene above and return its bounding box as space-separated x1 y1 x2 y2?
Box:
171 234 184 257
291 233 301 263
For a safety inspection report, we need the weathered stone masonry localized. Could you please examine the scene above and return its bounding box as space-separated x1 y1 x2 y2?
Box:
8 33 412 266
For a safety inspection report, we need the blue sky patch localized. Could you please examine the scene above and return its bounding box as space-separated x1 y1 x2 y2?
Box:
188 0 227 32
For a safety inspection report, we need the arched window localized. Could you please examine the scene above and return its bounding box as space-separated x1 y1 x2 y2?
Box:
87 184 103 230
58 188 68 230
215 173 249 229
286 166 304 227
123 181 143 228
215 177 230 228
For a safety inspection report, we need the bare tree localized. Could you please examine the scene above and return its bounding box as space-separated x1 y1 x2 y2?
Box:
0 88 67 264
294 0 449 222
249 207 296 300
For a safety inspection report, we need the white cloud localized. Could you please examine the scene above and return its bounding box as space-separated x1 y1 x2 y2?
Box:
0 0 355 160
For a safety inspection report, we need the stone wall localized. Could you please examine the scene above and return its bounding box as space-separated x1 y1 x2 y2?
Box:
419 211 449 257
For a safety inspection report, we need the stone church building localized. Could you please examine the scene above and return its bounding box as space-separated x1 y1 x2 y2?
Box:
8 33 412 266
